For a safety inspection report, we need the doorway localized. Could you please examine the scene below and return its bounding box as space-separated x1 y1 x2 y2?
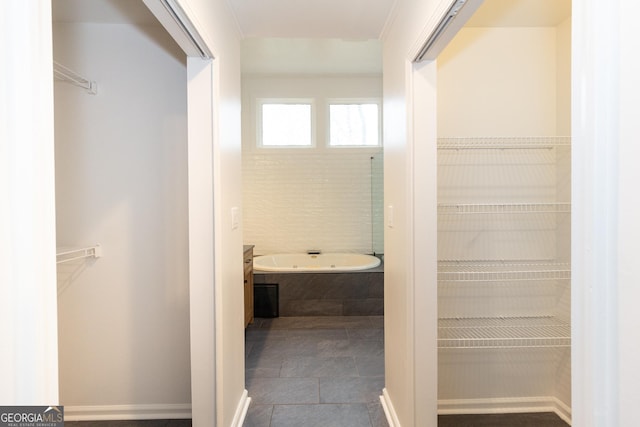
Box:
412 0 572 424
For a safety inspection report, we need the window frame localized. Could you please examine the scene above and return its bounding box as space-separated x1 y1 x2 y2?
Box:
256 98 316 149
327 98 382 148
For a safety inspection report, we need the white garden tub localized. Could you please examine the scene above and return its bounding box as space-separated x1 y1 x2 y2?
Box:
253 253 381 272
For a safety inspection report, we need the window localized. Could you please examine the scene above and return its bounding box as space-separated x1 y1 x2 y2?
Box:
329 101 380 147
258 100 314 147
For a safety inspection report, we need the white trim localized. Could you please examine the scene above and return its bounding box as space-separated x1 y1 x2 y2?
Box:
63 404 191 421
438 396 571 425
380 388 401 427
187 56 218 426
438 396 554 414
413 0 483 62
410 58 439 426
378 0 400 42
221 0 244 39
230 390 251 427
553 397 572 425
408 0 483 61
142 0 213 59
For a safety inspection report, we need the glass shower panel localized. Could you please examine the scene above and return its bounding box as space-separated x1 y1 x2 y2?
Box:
371 152 384 255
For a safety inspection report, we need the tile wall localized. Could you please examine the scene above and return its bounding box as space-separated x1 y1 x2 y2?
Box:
243 149 382 255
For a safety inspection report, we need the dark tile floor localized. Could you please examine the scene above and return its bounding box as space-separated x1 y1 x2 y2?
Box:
65 421 190 427
438 412 570 426
65 413 570 427
243 316 387 427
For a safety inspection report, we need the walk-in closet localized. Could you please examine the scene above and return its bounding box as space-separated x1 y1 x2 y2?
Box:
436 0 572 423
52 2 192 418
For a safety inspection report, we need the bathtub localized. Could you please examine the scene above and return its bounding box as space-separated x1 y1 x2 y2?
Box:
253 253 381 272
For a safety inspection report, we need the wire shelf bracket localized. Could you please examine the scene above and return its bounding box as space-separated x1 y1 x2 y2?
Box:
53 61 97 95
56 245 102 264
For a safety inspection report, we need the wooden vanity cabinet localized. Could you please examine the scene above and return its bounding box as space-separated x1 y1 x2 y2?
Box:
243 245 254 327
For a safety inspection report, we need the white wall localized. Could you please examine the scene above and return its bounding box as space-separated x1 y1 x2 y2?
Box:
437 27 558 137
556 17 571 137
241 38 383 75
437 19 572 138
54 22 190 417
381 0 443 425
242 74 382 255
572 0 640 425
0 0 59 405
177 1 244 426
617 2 640 424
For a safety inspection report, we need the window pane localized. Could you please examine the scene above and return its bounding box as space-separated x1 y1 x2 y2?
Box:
262 103 312 146
329 103 379 146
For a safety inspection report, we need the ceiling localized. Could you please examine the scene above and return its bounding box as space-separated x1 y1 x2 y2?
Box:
51 0 572 38
468 0 571 27
52 0 159 25
51 0 396 39
226 0 395 39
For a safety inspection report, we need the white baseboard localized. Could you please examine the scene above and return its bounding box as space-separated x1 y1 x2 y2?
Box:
553 397 572 425
380 388 401 427
63 391 254 426
378 393 571 426
64 403 191 421
438 396 571 425
231 390 251 427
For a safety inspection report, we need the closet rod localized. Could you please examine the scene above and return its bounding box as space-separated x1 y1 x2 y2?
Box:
56 245 102 264
53 61 97 94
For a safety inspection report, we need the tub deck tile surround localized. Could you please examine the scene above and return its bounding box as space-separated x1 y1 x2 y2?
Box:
280 299 344 316
254 270 383 317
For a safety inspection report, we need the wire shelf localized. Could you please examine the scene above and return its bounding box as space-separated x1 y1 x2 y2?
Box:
53 61 97 95
438 203 571 215
438 316 570 349
56 245 102 264
438 260 571 282
436 136 571 350
437 136 571 150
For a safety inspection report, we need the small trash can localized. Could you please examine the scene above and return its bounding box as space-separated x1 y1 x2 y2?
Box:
254 283 279 318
